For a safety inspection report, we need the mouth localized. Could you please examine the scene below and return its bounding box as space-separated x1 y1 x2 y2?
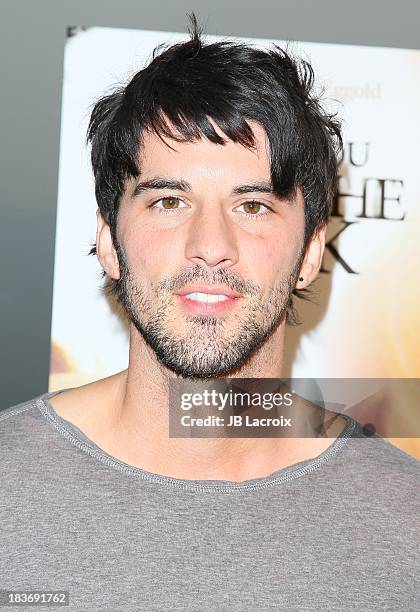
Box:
175 286 242 315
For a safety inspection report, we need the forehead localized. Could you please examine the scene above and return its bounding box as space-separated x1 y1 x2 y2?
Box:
138 120 271 181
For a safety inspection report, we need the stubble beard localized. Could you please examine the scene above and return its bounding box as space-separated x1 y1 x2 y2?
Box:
113 243 302 380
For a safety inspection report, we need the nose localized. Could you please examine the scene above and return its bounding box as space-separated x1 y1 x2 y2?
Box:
184 204 239 269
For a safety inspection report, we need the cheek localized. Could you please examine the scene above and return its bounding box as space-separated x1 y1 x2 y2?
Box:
121 221 179 277
245 232 298 274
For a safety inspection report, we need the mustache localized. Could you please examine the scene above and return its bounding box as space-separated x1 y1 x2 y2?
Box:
158 264 260 297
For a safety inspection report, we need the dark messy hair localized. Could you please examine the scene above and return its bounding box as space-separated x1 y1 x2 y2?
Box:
86 14 342 325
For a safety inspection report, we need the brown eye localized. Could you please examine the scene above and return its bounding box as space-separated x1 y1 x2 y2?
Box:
161 197 180 209
242 201 262 214
151 197 187 213
235 200 271 219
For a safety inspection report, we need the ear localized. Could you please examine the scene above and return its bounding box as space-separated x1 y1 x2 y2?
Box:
95 208 120 280
295 224 326 289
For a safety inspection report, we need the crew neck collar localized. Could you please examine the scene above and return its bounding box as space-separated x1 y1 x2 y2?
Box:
35 389 359 493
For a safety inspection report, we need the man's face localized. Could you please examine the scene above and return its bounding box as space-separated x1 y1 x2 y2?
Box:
112 120 306 378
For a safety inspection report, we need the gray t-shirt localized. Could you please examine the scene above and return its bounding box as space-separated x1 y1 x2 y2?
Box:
0 389 418 611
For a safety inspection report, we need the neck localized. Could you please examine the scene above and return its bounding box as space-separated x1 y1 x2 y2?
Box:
91 323 344 483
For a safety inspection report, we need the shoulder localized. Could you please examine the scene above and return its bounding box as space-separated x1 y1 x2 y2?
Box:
0 394 43 434
332 424 419 510
344 427 419 477
0 392 50 441
0 393 56 481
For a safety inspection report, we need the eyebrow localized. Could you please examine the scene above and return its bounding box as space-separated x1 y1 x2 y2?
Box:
131 177 191 198
131 177 277 198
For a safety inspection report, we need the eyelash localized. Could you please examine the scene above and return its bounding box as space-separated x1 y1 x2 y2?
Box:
149 196 272 220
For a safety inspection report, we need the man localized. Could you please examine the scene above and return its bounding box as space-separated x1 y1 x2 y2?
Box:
1 17 418 611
